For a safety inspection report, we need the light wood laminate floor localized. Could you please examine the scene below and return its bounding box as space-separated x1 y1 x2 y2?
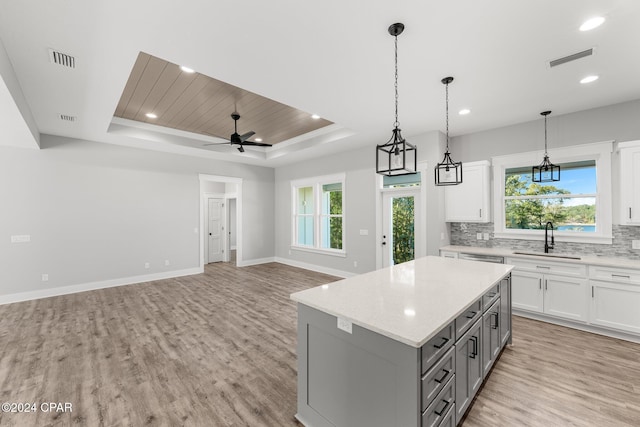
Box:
0 261 639 426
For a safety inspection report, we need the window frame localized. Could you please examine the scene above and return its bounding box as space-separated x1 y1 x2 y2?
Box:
492 141 613 244
291 173 346 256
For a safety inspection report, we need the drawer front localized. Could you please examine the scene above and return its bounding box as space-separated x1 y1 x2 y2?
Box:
483 283 500 310
589 265 640 285
422 376 455 427
422 321 454 374
422 346 455 411
455 299 482 341
506 257 587 277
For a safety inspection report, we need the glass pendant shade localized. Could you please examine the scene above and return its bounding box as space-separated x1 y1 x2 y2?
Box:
532 110 560 182
376 22 417 176
435 76 462 186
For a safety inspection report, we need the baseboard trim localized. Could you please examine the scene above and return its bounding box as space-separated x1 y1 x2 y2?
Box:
274 257 354 279
0 267 203 306
236 257 276 267
513 310 640 344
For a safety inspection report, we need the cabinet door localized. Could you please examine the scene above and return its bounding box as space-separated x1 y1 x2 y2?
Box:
455 319 482 425
499 277 511 346
590 280 640 334
620 145 640 225
444 162 489 223
544 274 588 322
511 271 544 313
482 299 501 378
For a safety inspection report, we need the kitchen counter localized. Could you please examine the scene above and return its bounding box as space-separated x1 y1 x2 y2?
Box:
440 245 640 269
291 255 513 348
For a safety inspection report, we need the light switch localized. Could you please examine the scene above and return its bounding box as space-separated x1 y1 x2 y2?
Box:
633 240 640 250
359 229 369 236
476 233 482 240
11 235 31 243
483 233 490 240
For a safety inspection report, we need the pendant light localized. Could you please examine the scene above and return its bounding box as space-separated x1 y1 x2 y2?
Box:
435 77 462 185
532 110 560 182
376 23 417 176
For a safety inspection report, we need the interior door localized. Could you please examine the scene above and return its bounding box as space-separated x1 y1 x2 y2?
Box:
382 190 417 267
207 198 224 263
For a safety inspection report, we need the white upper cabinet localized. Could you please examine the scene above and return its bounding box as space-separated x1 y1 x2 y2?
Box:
619 141 640 225
445 161 491 223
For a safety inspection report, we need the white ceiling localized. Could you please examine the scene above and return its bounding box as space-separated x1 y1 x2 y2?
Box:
1 1 639 167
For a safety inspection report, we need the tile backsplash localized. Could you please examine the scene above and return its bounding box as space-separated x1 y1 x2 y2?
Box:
450 223 640 260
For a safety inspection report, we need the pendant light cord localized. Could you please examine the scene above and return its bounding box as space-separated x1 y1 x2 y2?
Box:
544 114 548 155
445 81 449 152
394 35 399 128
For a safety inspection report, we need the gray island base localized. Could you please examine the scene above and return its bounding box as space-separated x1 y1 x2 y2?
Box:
291 256 514 427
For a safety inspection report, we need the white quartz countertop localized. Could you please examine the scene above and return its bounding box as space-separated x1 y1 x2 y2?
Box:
440 245 640 269
290 256 513 348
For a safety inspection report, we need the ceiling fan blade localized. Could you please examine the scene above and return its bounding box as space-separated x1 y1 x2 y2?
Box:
239 131 255 142
241 141 272 147
202 142 232 146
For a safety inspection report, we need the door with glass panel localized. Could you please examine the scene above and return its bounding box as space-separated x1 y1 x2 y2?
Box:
382 189 417 267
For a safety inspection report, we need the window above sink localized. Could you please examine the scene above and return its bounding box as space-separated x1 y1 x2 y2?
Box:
492 141 613 245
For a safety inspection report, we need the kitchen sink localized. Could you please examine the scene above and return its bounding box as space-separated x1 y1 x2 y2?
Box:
512 251 581 260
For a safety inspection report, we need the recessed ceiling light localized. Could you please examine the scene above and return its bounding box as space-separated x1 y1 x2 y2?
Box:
145 112 157 119
459 108 471 115
580 75 599 84
180 66 195 73
311 114 321 119
255 138 263 142
580 16 605 31
404 308 416 317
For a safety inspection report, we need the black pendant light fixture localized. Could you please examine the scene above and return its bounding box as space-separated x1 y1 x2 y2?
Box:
435 76 462 185
376 22 417 176
532 110 560 182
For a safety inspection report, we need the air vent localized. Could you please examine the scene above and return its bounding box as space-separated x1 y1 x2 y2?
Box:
59 114 76 122
549 48 594 68
48 49 76 68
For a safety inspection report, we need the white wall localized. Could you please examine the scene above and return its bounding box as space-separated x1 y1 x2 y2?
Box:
0 134 274 300
274 130 448 276
451 98 640 224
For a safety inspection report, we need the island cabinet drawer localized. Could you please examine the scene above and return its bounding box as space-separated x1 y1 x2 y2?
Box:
589 265 640 285
421 321 454 373
421 375 455 427
505 257 587 277
421 346 455 411
455 299 482 341
483 283 500 310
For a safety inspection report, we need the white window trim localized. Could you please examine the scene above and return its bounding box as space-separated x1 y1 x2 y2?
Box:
492 141 613 244
291 173 346 256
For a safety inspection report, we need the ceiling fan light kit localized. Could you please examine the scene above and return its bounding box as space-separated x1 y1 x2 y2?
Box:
435 76 463 186
204 113 272 152
376 22 417 176
532 110 560 182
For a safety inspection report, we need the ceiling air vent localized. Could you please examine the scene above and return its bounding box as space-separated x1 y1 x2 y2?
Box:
48 48 76 69
549 48 594 68
59 114 76 122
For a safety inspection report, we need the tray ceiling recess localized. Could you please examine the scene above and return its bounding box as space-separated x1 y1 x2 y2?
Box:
113 52 333 147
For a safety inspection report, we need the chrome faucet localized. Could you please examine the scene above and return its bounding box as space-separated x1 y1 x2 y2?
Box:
544 221 554 253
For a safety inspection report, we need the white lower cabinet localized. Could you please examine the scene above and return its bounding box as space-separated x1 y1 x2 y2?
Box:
590 279 640 335
508 259 588 323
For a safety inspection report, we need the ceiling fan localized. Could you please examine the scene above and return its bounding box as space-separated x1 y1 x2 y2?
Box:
204 113 272 152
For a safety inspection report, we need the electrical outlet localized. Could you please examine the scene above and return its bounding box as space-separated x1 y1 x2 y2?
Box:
165 260 170 266
359 229 369 236
483 233 490 240
11 235 31 243
633 240 640 250
476 232 482 240
144 262 150 269
337 317 352 334
353 261 358 267
41 274 49 282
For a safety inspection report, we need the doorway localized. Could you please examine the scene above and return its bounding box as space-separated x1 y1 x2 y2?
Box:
199 174 243 269
382 189 418 267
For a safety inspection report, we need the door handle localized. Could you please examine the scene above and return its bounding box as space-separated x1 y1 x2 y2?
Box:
209 233 212 236
465 311 477 319
469 336 478 359
434 398 452 417
432 336 449 349
434 369 450 384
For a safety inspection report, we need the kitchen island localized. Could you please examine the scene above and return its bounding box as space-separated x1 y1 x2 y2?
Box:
290 256 514 427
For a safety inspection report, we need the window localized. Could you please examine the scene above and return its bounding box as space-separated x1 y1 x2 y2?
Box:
505 161 596 232
493 142 612 244
292 174 345 255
